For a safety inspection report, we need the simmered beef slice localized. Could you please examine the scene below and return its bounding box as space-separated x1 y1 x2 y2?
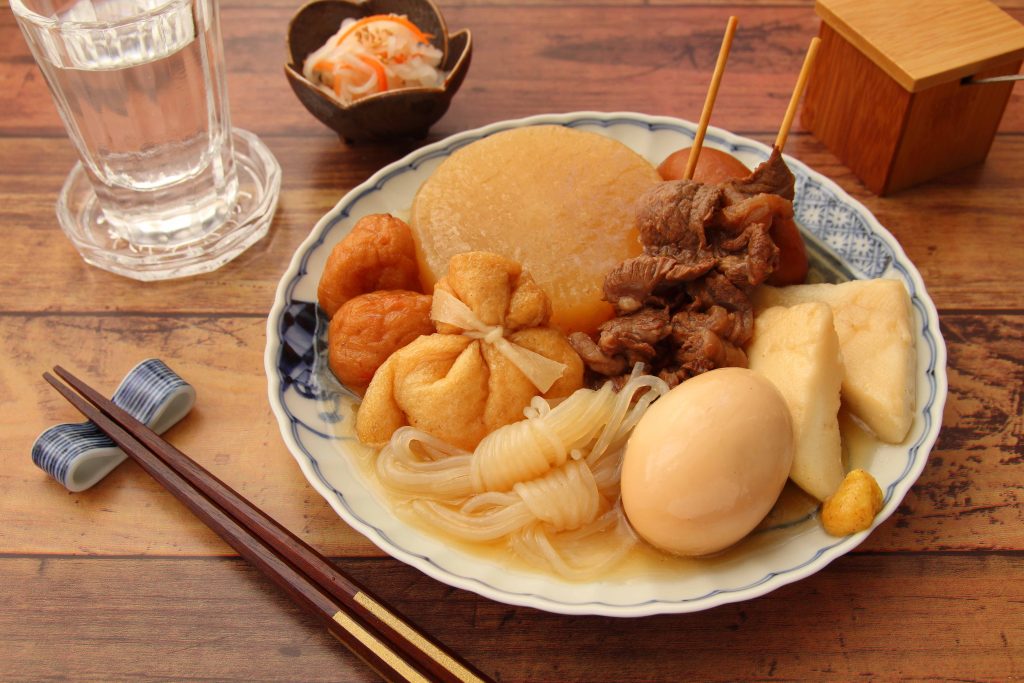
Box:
721 147 795 204
712 193 791 287
595 308 671 362
674 298 751 349
635 180 722 249
568 308 672 378
603 253 715 313
712 193 790 286
718 192 794 234
658 337 747 388
568 332 627 377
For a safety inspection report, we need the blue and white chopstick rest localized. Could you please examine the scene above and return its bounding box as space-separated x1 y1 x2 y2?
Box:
32 359 195 491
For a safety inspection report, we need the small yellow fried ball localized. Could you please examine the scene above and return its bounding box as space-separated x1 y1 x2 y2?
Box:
821 469 884 536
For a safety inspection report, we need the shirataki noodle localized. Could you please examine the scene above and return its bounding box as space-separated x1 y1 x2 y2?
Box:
373 368 670 578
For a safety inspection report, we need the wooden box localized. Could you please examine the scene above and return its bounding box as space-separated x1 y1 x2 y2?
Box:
801 0 1024 195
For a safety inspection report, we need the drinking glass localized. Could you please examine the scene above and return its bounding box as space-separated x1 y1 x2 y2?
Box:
11 0 281 280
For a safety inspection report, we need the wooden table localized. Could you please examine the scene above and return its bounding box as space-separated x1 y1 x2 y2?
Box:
3 1 1022 680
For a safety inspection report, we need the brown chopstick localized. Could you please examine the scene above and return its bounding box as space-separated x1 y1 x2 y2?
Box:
44 367 493 683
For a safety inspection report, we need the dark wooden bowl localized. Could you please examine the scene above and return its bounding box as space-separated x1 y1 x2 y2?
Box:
285 0 472 143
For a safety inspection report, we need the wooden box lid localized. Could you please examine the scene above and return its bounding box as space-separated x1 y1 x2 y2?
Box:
815 0 1024 92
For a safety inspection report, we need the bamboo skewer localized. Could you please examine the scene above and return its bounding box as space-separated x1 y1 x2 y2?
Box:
775 36 821 152
683 15 739 180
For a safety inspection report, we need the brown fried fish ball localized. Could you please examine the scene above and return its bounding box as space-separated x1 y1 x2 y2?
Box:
328 290 434 394
317 214 422 319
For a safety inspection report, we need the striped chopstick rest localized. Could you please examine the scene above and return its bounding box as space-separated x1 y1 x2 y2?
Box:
32 359 195 491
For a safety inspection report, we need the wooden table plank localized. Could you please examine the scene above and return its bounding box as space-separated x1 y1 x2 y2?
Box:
1 554 1021 681
3 313 1020 556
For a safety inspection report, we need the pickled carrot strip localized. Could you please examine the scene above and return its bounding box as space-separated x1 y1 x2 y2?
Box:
334 14 432 48
358 55 388 92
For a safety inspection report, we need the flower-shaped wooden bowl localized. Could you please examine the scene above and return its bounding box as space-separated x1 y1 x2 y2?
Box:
285 0 472 143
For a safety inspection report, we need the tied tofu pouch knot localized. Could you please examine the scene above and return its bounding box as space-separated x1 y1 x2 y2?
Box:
356 251 585 451
431 287 567 394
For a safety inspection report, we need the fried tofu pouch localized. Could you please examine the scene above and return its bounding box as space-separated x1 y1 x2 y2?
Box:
356 251 584 451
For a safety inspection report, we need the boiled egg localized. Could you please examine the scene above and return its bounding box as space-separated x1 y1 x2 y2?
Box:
621 367 794 556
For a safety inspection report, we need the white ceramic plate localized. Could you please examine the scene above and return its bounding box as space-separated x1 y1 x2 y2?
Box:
265 112 947 617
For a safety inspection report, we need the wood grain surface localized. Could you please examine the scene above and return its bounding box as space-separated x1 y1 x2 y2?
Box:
2 1 1022 681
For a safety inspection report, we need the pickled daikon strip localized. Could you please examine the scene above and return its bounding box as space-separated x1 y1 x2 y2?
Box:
303 14 443 105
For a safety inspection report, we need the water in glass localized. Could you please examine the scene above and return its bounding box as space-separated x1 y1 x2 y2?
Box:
15 0 237 246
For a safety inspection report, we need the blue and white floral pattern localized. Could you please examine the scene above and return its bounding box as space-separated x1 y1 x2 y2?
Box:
265 112 947 617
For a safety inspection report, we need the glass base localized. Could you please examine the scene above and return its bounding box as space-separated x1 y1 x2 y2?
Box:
56 129 282 281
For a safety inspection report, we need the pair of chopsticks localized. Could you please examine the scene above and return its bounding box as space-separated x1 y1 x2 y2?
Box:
682 16 822 179
44 367 493 683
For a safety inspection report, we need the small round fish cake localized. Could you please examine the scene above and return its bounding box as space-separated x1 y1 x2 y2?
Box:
327 290 434 395
317 214 421 319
